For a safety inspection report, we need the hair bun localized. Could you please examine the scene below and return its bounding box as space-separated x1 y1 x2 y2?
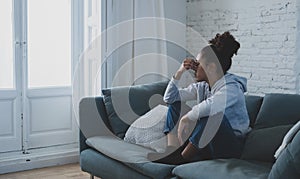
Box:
209 31 240 59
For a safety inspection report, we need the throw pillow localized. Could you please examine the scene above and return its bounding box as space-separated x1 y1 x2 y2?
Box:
241 125 293 163
268 130 300 179
124 104 168 153
102 81 168 138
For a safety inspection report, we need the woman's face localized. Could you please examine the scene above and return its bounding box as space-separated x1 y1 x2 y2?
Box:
195 53 208 82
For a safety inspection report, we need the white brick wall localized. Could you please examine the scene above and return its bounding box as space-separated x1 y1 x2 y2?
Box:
186 0 300 95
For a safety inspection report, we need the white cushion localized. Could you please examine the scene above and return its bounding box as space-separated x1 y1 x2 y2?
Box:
124 104 168 153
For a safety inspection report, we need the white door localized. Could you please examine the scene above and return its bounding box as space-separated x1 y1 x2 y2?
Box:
0 0 76 153
24 0 76 150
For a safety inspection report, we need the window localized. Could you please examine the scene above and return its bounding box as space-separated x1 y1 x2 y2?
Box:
0 0 14 89
27 0 72 88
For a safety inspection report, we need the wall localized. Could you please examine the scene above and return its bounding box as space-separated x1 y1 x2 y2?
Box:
186 0 300 95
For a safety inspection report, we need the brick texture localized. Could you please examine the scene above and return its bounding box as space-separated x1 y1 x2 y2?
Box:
186 0 300 95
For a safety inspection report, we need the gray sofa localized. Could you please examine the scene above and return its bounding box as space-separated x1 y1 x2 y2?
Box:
79 81 300 179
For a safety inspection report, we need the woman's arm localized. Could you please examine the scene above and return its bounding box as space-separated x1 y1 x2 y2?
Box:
185 85 228 121
164 58 201 104
163 78 198 104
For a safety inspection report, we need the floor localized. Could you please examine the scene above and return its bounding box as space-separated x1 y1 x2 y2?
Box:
0 163 101 179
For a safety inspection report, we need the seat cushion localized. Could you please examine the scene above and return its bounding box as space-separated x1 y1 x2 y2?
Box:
85 136 175 179
241 125 293 163
254 93 300 129
172 159 272 179
102 81 168 138
80 149 150 179
268 130 300 179
86 136 154 163
125 162 175 179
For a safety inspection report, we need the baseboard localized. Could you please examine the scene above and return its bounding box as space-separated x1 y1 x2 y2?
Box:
0 144 79 174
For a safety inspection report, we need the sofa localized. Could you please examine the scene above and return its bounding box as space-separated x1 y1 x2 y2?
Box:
79 81 300 179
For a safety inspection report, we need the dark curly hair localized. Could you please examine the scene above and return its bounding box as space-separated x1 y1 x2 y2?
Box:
201 31 240 73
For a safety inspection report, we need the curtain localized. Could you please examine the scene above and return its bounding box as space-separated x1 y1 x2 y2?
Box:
106 0 169 87
132 0 168 85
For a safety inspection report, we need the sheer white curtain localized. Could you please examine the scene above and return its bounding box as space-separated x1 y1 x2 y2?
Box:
106 0 168 87
133 0 168 85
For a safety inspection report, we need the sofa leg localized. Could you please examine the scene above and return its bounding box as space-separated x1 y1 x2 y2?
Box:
90 174 94 179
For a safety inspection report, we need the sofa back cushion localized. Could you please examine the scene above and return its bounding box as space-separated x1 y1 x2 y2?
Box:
245 95 263 128
241 124 293 163
254 93 300 129
102 81 169 138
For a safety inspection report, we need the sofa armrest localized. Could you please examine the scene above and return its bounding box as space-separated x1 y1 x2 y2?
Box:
79 96 113 153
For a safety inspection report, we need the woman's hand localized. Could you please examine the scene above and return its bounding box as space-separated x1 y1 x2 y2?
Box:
174 58 197 80
177 115 192 145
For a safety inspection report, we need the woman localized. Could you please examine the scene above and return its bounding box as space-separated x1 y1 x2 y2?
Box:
152 32 250 164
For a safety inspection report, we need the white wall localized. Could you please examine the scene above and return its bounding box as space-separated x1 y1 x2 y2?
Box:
186 0 300 95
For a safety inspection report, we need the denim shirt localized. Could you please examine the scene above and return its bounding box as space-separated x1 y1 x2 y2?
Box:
163 73 250 136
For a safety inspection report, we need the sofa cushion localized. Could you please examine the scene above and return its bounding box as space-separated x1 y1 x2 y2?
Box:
102 81 168 138
86 136 154 163
241 125 292 163
245 95 263 127
80 149 150 179
125 162 175 179
254 93 300 129
85 136 175 179
268 130 300 179
172 159 272 179
124 104 168 152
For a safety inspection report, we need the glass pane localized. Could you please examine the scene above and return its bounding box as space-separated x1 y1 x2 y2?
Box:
28 0 71 88
0 0 14 89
